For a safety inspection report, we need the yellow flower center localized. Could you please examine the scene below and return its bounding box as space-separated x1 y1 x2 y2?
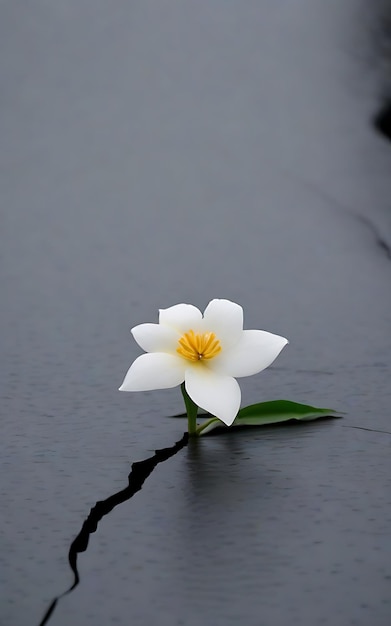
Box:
176 329 222 362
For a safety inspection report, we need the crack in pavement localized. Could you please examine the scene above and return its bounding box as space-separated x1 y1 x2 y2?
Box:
285 173 391 261
341 425 391 435
351 212 391 260
271 366 335 376
38 432 189 626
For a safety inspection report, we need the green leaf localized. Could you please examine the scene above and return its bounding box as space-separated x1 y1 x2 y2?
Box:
197 400 339 436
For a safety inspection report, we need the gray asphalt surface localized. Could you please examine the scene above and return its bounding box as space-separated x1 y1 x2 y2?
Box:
1 1 391 625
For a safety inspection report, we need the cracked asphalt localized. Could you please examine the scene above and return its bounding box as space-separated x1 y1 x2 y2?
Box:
1 1 391 625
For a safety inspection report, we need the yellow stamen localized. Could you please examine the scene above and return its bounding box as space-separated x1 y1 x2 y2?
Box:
177 329 222 362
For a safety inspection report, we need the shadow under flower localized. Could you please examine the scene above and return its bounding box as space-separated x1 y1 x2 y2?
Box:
38 432 189 626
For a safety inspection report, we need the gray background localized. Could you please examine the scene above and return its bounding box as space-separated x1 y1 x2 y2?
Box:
1 1 391 625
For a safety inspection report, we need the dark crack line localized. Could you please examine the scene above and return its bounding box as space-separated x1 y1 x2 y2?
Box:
270 366 335 376
352 213 391 260
285 174 391 262
318 188 391 261
38 432 189 626
341 425 391 435
322 190 391 261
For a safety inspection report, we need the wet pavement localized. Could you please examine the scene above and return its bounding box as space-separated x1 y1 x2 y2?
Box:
1 1 391 625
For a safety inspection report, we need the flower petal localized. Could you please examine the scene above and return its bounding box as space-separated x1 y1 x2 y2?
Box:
202 299 243 348
159 303 203 333
185 366 241 426
209 329 288 378
119 353 185 391
131 323 179 353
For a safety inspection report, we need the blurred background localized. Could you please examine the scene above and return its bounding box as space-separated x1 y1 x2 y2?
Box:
1 1 391 625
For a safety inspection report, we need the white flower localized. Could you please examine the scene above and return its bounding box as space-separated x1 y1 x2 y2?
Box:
119 299 288 426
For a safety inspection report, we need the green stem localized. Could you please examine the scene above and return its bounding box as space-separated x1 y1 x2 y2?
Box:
181 383 198 436
195 417 219 436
